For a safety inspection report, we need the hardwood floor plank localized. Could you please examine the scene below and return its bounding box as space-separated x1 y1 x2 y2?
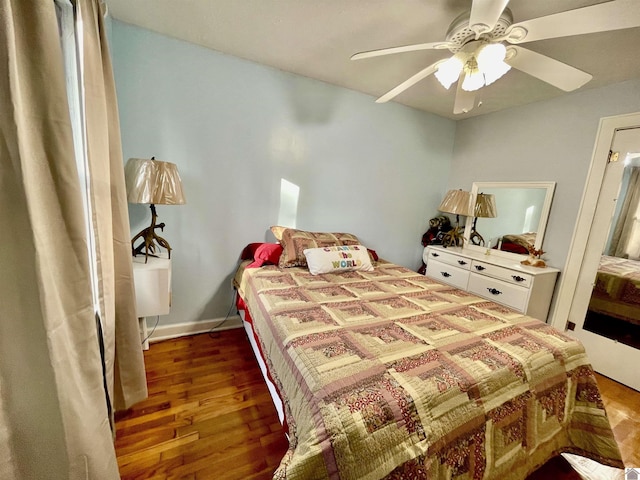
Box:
595 372 640 466
117 431 199 468
188 438 271 480
115 329 638 480
116 401 200 430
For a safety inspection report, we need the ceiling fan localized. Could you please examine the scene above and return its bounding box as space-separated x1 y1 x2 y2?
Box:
351 0 640 114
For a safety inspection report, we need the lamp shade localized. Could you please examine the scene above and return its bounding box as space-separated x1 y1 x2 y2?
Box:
435 55 464 90
461 66 484 92
476 43 511 86
475 193 497 218
125 158 186 205
438 189 474 216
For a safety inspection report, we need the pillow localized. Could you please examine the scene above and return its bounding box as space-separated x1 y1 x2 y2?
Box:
240 242 264 260
303 245 373 275
246 243 283 268
278 228 361 268
270 225 288 242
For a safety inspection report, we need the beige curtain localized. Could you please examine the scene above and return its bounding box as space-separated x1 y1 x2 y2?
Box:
0 1 147 478
609 167 640 259
79 0 148 412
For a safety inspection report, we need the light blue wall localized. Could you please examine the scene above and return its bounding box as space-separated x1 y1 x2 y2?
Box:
451 78 640 268
111 21 456 326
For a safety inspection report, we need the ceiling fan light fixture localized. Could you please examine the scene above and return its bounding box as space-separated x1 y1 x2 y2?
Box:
461 58 484 92
353 0 640 114
477 43 506 65
434 55 464 90
476 43 511 86
461 69 484 91
484 60 511 86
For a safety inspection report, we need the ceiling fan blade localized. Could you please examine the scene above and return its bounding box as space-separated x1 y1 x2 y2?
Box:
505 0 640 44
469 0 510 36
453 76 477 114
505 45 592 91
375 61 441 103
351 42 452 61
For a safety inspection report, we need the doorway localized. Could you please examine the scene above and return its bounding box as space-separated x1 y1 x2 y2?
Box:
561 123 640 391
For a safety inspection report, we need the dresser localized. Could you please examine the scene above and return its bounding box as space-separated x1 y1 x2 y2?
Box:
423 245 559 321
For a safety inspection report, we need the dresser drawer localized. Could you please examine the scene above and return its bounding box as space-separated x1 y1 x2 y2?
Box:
424 249 471 270
470 260 532 288
468 273 528 312
426 259 470 290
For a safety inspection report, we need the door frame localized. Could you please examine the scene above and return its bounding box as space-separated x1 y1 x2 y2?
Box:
550 111 640 331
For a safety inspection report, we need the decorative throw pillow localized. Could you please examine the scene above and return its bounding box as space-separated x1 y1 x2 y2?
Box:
270 225 288 242
303 245 373 275
246 243 283 268
240 242 264 260
277 228 362 268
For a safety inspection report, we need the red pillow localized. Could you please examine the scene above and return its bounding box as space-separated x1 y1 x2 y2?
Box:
241 242 264 260
247 243 283 268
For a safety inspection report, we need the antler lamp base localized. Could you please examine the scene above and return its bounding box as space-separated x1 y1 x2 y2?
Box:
131 204 172 263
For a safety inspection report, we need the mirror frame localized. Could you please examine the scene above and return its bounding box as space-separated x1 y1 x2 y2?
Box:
463 181 556 260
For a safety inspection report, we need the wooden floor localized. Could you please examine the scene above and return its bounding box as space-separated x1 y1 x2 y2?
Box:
115 329 638 479
114 329 288 479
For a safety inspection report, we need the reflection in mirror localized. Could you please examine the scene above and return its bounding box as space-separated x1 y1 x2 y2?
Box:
584 155 640 350
464 182 556 259
469 193 497 246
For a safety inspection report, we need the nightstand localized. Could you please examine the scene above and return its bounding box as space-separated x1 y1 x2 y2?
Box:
132 255 171 349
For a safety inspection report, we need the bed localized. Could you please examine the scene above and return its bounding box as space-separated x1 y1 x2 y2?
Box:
589 254 640 325
233 228 623 480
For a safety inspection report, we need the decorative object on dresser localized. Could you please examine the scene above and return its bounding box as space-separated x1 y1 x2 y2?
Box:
438 189 474 247
421 215 452 248
418 215 453 274
424 244 559 321
469 192 497 246
521 246 547 268
125 157 186 262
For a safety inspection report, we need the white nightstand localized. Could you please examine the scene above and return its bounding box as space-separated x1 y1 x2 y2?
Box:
132 255 171 349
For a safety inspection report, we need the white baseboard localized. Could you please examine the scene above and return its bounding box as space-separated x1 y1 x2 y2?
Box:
146 315 242 343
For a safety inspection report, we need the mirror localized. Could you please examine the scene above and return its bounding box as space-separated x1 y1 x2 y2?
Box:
463 182 556 259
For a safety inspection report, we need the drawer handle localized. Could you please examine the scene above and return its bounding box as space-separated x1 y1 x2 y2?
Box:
440 272 451 278
457 260 467 265
512 275 526 282
487 288 502 295
475 265 486 271
431 253 440 257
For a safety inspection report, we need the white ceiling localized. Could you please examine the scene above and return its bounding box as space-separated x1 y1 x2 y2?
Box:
105 0 640 120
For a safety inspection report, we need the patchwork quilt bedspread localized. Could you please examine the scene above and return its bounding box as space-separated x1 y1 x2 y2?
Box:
235 260 623 480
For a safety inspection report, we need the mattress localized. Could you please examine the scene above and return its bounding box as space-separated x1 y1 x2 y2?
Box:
234 259 623 480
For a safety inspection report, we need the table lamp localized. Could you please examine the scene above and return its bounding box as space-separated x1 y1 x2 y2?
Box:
125 157 186 262
438 189 474 247
470 193 497 246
